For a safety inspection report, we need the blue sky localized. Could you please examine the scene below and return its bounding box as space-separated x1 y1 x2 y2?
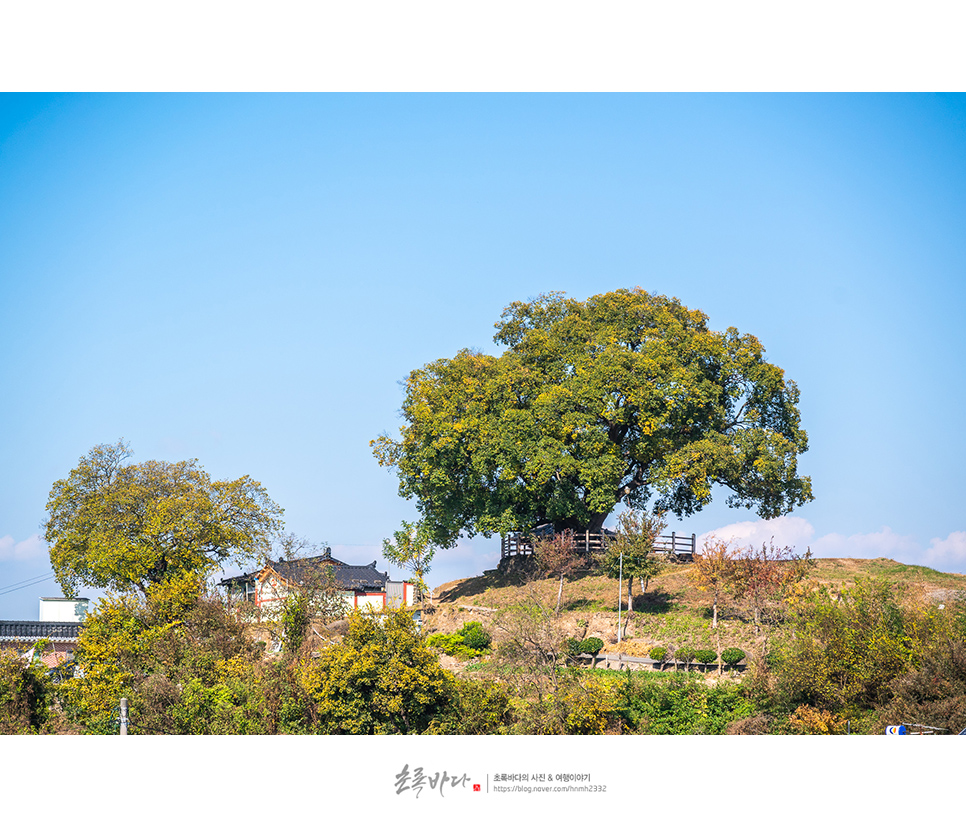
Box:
2 93 965 619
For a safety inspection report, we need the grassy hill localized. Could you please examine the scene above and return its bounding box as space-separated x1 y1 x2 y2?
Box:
425 557 966 665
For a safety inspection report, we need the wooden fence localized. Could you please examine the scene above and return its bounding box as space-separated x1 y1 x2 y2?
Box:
501 530 696 563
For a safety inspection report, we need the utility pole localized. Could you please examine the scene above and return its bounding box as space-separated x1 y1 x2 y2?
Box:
119 697 129 736
616 550 623 647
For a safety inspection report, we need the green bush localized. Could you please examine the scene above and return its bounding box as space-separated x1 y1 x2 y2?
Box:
648 646 668 662
674 646 695 663
616 676 759 734
426 622 492 660
426 633 464 654
0 650 55 733
578 637 604 656
457 621 492 651
721 648 746 666
563 637 582 658
694 650 717 665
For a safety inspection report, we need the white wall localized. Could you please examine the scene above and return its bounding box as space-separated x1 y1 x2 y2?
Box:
39 598 89 622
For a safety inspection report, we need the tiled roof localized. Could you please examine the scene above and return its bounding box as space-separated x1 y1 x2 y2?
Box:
220 555 391 594
0 621 81 643
271 556 389 593
39 651 72 669
330 561 389 592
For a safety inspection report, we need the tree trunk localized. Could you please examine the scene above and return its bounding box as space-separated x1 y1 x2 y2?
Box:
555 572 564 617
712 586 718 630
622 577 634 637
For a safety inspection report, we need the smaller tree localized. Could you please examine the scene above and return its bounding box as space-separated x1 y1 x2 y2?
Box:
599 509 667 636
277 535 347 622
61 572 270 734
263 535 347 653
728 539 813 633
382 520 436 605
491 595 575 733
690 537 736 630
532 530 589 616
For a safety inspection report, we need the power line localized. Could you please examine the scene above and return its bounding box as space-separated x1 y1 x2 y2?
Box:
0 572 56 596
0 570 56 592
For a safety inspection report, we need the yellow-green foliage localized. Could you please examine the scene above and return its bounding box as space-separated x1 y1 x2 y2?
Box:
298 608 457 734
44 440 282 596
61 574 275 734
788 704 848 735
372 289 812 550
773 580 953 712
426 621 492 659
560 675 619 734
0 650 55 733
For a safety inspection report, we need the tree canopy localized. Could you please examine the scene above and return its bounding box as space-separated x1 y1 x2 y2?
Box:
44 441 284 596
372 288 813 547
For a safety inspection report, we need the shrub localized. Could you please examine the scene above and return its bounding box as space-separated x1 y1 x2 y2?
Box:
426 633 465 655
299 608 456 734
725 714 773 735
433 678 513 735
788 704 848 735
694 650 717 665
674 646 695 664
426 622 492 660
457 621 491 651
648 646 668 662
560 675 619 734
722 648 746 666
0 650 54 733
562 637 582 658
616 676 759 734
578 637 604 656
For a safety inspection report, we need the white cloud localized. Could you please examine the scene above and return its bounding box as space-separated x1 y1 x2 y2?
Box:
696 517 966 574
923 531 966 572
0 534 48 562
698 516 816 552
811 527 922 562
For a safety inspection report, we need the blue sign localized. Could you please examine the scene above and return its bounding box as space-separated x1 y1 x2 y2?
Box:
885 725 907 735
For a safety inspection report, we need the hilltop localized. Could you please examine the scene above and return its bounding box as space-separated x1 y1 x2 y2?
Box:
424 558 966 668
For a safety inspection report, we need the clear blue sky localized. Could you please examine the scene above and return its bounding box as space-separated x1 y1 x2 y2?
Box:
2 93 965 619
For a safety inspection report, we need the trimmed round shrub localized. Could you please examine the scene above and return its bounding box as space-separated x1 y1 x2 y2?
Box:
563 637 582 657
674 647 695 666
721 648 746 666
694 649 717 665
578 637 604 655
648 646 668 662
